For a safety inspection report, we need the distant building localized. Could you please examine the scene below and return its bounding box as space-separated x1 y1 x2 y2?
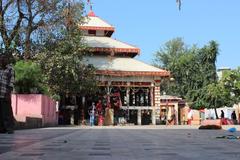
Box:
217 67 231 80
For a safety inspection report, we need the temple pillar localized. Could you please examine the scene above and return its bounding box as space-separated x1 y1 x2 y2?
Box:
137 109 141 125
154 84 161 107
126 82 130 121
174 103 178 125
150 83 156 125
152 109 156 125
81 96 85 125
154 83 161 125
107 81 111 106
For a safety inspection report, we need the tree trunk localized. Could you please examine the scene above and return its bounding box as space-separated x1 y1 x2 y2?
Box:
24 0 33 60
24 32 31 59
214 107 219 119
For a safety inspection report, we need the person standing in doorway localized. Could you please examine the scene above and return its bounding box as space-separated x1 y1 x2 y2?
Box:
0 54 15 134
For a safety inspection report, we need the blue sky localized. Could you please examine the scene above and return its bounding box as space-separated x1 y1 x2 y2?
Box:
86 0 240 69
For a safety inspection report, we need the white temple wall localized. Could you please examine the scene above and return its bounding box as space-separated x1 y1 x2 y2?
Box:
97 75 158 83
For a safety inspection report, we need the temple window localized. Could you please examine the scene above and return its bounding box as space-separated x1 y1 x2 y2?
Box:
129 87 151 106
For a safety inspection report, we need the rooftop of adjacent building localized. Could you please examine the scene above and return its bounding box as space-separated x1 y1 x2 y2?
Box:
217 67 231 80
217 67 231 71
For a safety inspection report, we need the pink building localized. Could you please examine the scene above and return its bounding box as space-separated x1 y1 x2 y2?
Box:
11 94 58 128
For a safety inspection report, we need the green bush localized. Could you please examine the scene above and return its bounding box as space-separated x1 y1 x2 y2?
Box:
14 60 47 94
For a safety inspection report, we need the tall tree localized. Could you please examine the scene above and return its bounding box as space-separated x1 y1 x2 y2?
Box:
198 41 219 85
0 0 84 59
154 38 221 111
153 37 199 97
154 37 186 70
0 0 23 52
20 0 61 59
189 41 219 110
36 0 97 99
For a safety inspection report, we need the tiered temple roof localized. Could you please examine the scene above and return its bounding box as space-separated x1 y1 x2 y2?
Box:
81 11 170 78
84 56 169 77
84 36 140 57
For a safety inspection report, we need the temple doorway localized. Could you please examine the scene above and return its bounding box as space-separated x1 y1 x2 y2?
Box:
128 110 138 125
141 110 152 125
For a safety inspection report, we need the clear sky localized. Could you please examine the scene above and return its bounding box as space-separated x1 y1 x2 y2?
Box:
86 0 240 69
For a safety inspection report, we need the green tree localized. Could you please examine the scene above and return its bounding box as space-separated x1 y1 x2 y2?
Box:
37 1 97 100
153 38 199 98
200 67 240 118
197 41 219 85
154 38 222 112
154 37 186 70
0 0 84 59
191 67 240 118
202 83 231 119
14 60 46 94
222 68 240 104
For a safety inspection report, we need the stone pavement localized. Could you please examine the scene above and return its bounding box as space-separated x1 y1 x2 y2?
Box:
0 126 240 160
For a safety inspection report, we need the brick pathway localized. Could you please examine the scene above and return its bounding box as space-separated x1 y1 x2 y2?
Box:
0 126 240 160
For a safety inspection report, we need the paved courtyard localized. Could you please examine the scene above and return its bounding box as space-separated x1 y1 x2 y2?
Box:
0 126 240 160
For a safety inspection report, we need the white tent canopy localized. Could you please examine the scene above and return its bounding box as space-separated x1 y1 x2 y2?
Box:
205 107 235 119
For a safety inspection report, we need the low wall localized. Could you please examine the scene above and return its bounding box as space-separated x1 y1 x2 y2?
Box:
201 119 222 126
201 119 234 126
11 94 57 128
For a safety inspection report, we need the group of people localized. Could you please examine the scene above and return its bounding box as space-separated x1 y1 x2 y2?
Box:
88 100 105 126
159 109 177 125
0 54 15 134
221 110 238 124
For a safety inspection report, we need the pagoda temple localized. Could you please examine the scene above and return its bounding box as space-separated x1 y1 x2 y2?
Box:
80 10 175 125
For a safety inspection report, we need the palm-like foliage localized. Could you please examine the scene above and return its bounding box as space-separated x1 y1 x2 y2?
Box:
154 38 224 113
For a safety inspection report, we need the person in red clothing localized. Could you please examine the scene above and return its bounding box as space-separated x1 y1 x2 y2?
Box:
96 100 104 125
96 100 102 113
